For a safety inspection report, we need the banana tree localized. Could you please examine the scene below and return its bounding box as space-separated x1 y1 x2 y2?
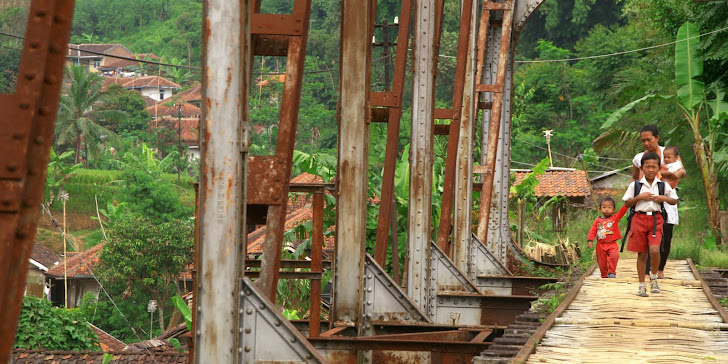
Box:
602 22 727 243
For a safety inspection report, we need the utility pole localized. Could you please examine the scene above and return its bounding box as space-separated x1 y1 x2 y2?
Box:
373 17 399 91
177 103 182 186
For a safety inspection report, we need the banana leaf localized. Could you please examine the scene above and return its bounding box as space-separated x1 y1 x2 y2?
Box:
675 22 704 110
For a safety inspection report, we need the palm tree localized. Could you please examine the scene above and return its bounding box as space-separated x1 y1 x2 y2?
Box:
55 66 126 164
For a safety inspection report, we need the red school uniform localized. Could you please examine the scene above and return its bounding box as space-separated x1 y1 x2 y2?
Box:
588 205 628 278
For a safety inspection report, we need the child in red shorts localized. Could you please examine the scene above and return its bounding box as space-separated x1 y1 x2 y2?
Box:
623 152 678 297
587 197 627 278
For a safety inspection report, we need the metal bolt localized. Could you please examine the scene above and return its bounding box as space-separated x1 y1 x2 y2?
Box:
245 328 251 334
290 337 296 343
274 320 280 326
246 309 253 315
306 354 313 359
239 309 244 314
197 306 202 312
244 346 251 352
239 328 243 334
259 304 265 310
19 103 30 110
238 348 243 353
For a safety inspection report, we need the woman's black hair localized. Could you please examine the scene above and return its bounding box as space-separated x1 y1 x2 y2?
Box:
640 125 659 137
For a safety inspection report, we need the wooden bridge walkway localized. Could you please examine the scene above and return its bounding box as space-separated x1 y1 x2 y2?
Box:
521 259 728 363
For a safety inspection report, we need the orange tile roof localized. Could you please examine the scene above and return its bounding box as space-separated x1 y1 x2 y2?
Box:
174 82 201 102
100 53 160 70
149 117 200 146
46 243 104 278
512 169 591 197
122 75 181 89
146 102 200 119
89 323 125 352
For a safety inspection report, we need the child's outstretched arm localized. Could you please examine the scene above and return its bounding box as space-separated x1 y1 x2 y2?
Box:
614 205 628 220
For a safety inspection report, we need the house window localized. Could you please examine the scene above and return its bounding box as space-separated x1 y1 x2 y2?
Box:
72 58 79 66
93 59 100 68
159 90 165 100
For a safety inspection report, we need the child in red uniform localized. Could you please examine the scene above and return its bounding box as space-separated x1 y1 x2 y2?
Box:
587 197 627 278
624 152 678 297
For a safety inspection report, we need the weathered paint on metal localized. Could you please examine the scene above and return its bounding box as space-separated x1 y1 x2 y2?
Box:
257 0 312 302
452 0 479 276
476 0 514 252
309 192 324 337
333 0 372 331
408 0 437 318
373 0 413 267
0 1 74 361
195 0 248 361
436 0 474 255
246 156 286 205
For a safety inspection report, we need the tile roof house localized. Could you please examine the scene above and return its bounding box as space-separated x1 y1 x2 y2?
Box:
172 82 201 107
103 76 181 102
66 44 135 74
145 102 200 119
26 243 60 299
97 53 160 76
12 349 187 363
88 323 126 352
246 173 336 257
45 243 104 308
512 168 591 199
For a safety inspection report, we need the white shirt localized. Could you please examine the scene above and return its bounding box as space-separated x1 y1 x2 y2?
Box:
622 176 678 213
661 159 683 225
633 146 665 168
665 160 683 174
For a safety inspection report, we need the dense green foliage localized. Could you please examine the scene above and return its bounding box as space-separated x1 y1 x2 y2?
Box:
15 296 99 351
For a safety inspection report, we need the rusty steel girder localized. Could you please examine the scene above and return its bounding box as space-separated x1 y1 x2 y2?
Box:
0 1 75 362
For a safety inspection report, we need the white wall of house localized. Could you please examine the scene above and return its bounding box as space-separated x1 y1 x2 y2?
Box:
140 87 173 101
187 146 200 160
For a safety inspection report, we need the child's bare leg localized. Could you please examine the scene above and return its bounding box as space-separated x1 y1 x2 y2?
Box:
637 252 648 283
648 245 660 275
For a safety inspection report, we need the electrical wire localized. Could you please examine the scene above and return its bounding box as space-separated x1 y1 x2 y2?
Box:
40 204 160 364
513 25 728 64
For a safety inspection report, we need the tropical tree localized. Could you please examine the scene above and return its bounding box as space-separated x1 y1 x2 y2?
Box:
600 22 728 243
55 66 125 164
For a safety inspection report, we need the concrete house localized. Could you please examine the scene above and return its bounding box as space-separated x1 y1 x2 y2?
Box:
25 243 60 299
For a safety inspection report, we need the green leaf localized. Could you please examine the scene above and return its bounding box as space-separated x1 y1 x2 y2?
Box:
171 295 192 331
102 353 114 364
675 22 704 110
708 88 728 122
601 94 658 129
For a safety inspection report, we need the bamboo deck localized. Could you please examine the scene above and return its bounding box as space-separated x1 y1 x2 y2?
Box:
525 259 728 363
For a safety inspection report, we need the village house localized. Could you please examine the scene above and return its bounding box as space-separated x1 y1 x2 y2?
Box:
45 243 103 308
66 44 135 73
25 243 60 300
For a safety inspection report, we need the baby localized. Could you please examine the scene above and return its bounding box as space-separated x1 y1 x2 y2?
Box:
661 146 683 189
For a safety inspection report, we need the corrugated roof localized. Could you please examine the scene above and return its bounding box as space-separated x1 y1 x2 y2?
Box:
46 243 104 279
512 169 591 197
12 349 187 363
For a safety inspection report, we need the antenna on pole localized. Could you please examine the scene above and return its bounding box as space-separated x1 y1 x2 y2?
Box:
543 129 554 168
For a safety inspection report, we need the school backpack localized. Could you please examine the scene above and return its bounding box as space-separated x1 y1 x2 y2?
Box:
619 180 667 252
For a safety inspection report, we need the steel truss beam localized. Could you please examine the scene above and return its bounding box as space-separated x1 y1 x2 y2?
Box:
0 1 75 361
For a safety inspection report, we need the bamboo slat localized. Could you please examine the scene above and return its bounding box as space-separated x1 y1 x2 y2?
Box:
526 259 728 363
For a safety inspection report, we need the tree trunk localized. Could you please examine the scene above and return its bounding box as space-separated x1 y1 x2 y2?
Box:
157 296 165 334
693 136 722 244
74 137 81 164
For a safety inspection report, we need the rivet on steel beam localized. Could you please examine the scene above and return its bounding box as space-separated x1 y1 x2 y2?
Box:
7 164 17 172
54 15 65 24
49 44 60 54
239 328 243 334
238 348 243 353
244 346 251 352
245 328 251 333
34 137 44 145
30 41 40 49
239 309 244 314
24 73 36 81
306 354 313 359
196 330 201 336
2 200 11 207
45 76 57 85
274 320 280 326
19 102 30 110
246 309 253 315
35 10 46 18
289 337 296 343
259 304 265 310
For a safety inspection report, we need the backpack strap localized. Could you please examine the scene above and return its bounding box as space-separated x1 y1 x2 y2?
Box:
657 181 664 196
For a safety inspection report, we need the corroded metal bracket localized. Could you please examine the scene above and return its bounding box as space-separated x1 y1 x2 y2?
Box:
240 278 326 363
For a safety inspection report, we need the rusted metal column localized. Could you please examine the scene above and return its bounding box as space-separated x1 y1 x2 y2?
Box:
476 2 514 248
435 0 475 255
195 0 249 362
0 2 74 361
257 0 312 301
309 191 323 338
452 0 479 275
408 0 437 317
332 0 372 329
373 0 413 268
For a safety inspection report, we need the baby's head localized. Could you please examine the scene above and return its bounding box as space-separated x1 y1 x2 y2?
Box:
664 146 679 164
